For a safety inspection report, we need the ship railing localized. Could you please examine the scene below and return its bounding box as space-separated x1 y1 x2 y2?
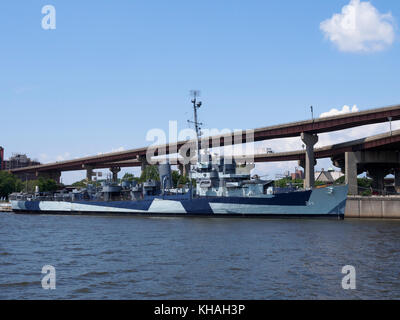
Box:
160 187 190 199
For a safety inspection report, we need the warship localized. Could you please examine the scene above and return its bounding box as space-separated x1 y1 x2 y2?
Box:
10 96 348 218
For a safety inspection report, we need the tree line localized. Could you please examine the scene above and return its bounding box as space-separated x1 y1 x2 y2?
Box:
0 171 58 200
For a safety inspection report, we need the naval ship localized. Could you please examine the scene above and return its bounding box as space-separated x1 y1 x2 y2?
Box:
10 97 348 218
10 155 348 218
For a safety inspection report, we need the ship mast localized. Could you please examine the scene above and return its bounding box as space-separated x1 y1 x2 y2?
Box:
188 90 203 160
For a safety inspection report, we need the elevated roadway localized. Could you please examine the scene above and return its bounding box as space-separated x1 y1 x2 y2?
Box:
9 129 400 172
6 104 400 176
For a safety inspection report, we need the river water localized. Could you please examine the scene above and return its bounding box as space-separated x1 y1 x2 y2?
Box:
1 212 400 299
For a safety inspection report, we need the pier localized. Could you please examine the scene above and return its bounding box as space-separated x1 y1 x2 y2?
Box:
0 203 12 212
345 196 400 219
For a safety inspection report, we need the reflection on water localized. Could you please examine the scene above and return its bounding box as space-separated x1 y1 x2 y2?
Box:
1 212 400 299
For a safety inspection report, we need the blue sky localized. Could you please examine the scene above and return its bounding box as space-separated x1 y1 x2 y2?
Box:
1 0 399 183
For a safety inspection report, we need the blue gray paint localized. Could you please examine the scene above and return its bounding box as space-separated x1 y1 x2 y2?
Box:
11 185 348 218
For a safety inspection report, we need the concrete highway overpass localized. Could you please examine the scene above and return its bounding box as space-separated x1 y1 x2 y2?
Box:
4 103 400 192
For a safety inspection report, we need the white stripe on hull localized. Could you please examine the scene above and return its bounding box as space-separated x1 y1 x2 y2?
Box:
12 201 149 213
148 199 186 213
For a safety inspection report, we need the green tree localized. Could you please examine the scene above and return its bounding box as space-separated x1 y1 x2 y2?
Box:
274 178 303 188
335 176 345 184
37 178 58 192
121 173 138 182
361 189 372 196
171 170 190 187
0 171 23 199
71 179 89 188
335 176 372 188
139 165 159 182
71 178 104 189
335 176 373 195
357 177 372 189
21 178 59 193
25 180 40 193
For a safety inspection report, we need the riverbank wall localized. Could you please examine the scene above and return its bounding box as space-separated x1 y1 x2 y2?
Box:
345 196 400 219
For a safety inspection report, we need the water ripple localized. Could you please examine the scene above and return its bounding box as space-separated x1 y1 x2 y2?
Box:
1 214 400 299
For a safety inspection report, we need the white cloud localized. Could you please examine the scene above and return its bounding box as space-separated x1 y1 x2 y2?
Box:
56 152 71 162
320 104 359 118
320 0 395 52
38 153 49 162
38 152 71 163
97 146 125 155
113 147 125 152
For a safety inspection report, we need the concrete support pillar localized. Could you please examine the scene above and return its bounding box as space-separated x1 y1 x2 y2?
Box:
368 167 386 195
184 163 190 176
52 171 61 184
86 166 94 181
301 132 318 189
394 169 400 194
345 152 358 195
137 155 149 173
110 167 121 183
298 159 315 180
